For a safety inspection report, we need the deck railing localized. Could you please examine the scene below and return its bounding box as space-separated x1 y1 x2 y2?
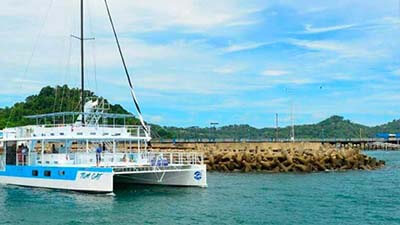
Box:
5 124 151 140
143 152 204 166
17 151 204 167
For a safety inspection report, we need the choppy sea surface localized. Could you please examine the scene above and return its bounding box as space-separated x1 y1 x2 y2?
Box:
0 151 399 225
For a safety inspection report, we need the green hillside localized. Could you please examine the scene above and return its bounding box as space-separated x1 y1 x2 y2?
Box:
1 86 400 140
0 85 134 128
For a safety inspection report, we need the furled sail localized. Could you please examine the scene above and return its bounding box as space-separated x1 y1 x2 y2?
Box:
104 0 150 138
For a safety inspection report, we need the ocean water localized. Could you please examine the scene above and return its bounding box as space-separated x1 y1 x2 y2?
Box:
0 151 400 225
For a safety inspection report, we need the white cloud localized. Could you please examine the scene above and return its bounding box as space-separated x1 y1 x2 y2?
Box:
226 20 261 27
213 64 245 74
300 7 328 15
287 39 376 58
392 69 400 76
0 77 44 95
262 70 290 76
86 0 266 33
224 42 271 53
330 74 356 81
304 24 356 34
289 39 344 52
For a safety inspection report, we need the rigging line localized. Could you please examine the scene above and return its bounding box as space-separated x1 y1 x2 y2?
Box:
59 35 73 113
6 0 55 128
54 1 72 114
53 83 59 113
103 0 150 137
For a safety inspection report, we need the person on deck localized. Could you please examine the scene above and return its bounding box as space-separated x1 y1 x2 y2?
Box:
102 143 107 153
52 144 58 154
17 145 22 164
21 144 28 165
96 144 102 167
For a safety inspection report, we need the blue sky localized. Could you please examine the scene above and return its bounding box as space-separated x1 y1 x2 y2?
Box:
1 0 400 128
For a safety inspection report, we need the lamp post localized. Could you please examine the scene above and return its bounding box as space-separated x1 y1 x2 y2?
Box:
275 113 279 142
285 88 295 142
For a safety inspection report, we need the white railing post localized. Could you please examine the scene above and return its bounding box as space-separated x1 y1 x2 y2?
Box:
41 140 44 165
28 149 31 166
113 140 116 163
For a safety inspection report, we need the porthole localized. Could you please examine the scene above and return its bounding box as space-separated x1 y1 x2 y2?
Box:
44 170 51 177
32 170 38 176
58 170 65 176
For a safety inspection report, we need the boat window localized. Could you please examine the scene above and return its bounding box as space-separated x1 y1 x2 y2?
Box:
60 133 64 136
77 132 83 136
44 170 51 177
58 170 65 176
103 133 109 136
50 133 55 136
32 170 38 176
90 132 96 135
41 134 46 137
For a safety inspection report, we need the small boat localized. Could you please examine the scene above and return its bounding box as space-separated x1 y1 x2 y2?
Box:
0 0 207 193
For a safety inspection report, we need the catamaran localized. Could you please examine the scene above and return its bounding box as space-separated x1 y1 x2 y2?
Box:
0 0 207 193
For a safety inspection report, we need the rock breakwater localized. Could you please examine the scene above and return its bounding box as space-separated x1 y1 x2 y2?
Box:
149 142 385 173
203 147 384 172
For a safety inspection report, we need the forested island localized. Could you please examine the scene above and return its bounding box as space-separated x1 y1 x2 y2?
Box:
1 86 400 140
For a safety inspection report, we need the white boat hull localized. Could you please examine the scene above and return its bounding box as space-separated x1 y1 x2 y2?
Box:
0 165 207 193
114 165 207 187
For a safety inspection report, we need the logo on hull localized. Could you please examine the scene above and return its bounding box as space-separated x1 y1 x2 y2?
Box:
194 171 202 181
80 172 103 181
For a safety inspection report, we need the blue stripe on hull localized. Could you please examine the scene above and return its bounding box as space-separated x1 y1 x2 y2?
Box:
0 166 112 181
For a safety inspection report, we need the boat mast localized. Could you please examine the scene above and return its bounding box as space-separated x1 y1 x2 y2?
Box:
80 0 85 124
